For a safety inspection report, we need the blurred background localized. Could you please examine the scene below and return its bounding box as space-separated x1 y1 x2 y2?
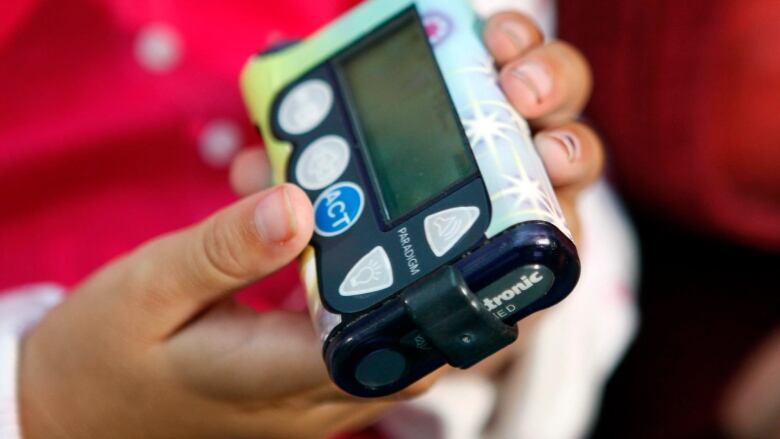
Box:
1 0 778 438
556 2 780 438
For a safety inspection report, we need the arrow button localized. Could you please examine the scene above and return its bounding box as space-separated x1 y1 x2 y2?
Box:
424 206 480 257
339 247 394 297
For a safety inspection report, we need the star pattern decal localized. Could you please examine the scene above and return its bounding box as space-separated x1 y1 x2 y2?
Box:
454 56 571 238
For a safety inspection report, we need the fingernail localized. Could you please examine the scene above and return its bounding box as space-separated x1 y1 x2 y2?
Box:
535 130 581 164
500 21 531 53
255 186 297 243
510 61 553 104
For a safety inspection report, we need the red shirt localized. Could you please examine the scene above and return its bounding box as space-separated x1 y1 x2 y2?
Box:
559 0 780 250
0 0 360 298
0 2 374 437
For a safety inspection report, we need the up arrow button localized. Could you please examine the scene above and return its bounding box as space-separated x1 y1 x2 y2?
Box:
424 206 481 257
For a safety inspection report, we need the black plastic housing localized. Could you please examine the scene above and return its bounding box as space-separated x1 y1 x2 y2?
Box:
324 221 579 397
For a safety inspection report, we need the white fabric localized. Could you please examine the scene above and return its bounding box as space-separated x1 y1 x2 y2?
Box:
380 181 640 439
488 181 640 439
0 285 64 439
380 374 498 439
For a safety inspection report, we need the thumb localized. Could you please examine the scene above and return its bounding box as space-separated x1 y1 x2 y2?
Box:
82 183 314 338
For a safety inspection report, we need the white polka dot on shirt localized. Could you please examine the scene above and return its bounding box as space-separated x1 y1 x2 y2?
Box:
134 23 182 73
198 119 243 168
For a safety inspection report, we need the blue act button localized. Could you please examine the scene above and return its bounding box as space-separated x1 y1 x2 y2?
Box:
314 182 365 237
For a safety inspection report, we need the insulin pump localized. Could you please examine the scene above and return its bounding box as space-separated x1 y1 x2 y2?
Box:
241 0 580 397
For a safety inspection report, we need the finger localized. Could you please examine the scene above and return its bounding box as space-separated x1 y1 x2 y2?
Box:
233 400 395 439
229 147 271 196
721 329 780 439
324 401 396 436
558 195 581 245
393 368 443 400
499 41 592 127
534 121 604 193
483 11 544 66
85 183 314 338
167 306 330 401
534 122 604 242
174 309 442 406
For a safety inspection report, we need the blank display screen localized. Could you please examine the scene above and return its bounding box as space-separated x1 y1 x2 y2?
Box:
336 11 476 222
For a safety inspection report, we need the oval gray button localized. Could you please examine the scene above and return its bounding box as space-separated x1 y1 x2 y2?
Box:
278 79 333 135
295 135 350 190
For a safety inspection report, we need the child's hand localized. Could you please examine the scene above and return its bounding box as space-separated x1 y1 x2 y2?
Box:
18 12 603 439
19 183 414 439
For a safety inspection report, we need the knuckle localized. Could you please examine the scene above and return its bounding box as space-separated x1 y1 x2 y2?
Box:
550 40 589 68
543 41 592 87
121 238 188 324
484 12 544 63
560 42 593 91
198 215 254 285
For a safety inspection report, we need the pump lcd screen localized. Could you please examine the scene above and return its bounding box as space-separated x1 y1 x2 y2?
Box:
336 11 476 222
